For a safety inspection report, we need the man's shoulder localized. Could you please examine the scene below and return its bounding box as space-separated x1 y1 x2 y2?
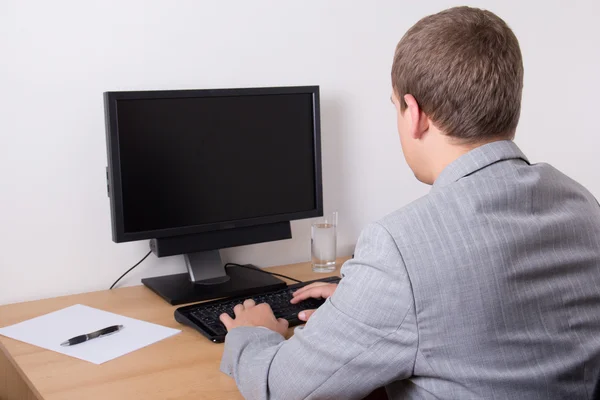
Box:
379 194 431 224
377 161 599 244
535 162 595 193
376 192 446 242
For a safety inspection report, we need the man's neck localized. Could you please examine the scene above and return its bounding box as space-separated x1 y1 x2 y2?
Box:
428 138 508 183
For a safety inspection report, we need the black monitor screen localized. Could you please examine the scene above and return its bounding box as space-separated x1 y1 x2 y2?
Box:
113 92 317 236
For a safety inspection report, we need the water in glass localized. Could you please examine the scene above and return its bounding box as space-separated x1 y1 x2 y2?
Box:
311 222 337 272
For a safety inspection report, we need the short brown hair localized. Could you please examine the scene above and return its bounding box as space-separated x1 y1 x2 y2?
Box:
392 7 523 143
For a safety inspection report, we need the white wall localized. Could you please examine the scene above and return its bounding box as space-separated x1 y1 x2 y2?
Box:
1 0 599 305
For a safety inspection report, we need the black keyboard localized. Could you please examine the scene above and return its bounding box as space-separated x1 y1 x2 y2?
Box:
174 275 341 342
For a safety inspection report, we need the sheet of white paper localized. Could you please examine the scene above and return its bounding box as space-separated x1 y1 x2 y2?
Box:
0 304 181 364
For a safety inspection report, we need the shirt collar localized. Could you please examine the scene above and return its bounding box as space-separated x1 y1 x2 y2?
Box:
432 140 529 189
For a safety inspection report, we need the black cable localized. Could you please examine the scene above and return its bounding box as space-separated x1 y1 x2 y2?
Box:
225 263 303 283
110 250 153 290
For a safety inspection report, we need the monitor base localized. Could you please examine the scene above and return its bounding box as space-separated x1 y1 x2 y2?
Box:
142 265 287 305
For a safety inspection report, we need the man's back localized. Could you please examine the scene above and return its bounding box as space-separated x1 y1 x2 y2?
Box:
381 140 600 398
221 140 600 399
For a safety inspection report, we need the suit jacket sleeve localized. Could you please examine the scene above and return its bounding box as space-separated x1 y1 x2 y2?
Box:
220 222 418 400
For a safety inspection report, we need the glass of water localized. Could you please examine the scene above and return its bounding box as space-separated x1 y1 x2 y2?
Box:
311 211 338 272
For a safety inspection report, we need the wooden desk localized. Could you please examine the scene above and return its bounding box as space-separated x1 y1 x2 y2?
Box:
0 259 346 400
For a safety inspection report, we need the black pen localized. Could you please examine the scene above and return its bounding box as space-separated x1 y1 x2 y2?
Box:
60 325 124 347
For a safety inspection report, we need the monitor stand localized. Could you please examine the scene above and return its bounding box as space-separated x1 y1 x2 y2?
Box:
141 250 287 305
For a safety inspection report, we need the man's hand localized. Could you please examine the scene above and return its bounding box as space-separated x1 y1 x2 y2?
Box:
219 299 289 337
290 282 338 321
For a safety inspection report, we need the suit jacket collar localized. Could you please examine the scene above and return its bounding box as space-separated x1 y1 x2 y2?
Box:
432 140 529 189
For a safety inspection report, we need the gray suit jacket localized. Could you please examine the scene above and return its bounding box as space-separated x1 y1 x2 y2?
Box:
221 140 600 399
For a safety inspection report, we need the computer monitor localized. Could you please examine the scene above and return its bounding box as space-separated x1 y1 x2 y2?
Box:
103 86 323 304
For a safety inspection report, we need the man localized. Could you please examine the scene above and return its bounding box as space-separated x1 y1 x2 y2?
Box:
219 6 600 399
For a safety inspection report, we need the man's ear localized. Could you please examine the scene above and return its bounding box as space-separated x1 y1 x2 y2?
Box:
404 94 429 140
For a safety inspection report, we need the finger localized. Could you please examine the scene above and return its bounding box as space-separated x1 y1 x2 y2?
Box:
298 309 316 321
290 285 334 303
277 318 290 330
291 282 328 298
291 284 324 302
243 298 255 308
220 313 234 330
292 282 329 297
233 303 244 317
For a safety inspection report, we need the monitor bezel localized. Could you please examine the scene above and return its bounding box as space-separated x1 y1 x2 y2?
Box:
104 85 323 243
